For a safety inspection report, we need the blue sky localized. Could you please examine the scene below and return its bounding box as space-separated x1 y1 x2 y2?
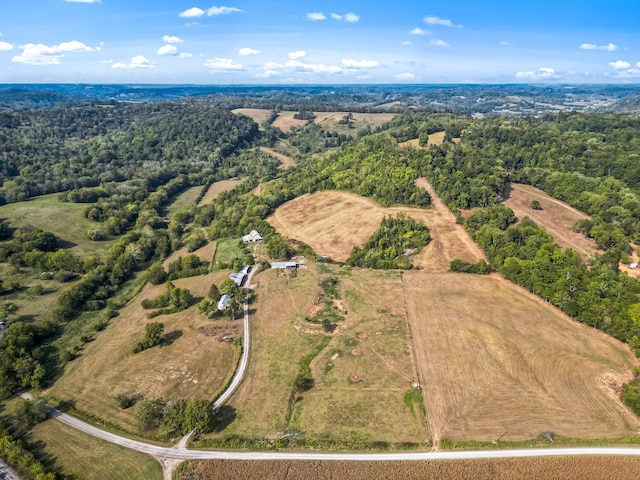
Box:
0 0 639 84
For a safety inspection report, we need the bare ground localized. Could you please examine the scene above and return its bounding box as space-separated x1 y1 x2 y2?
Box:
402 272 640 445
257 147 295 169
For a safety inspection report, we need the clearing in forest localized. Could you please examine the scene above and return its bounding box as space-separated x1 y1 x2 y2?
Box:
231 108 273 127
257 146 294 169
268 189 483 271
48 271 238 434
502 183 598 258
198 178 244 206
403 271 640 444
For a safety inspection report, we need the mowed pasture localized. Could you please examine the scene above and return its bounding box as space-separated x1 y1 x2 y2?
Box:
201 265 426 445
29 417 162 480
48 271 238 433
232 108 397 134
403 272 640 444
178 457 640 480
502 183 598 258
267 189 484 271
257 146 295 169
0 192 115 256
198 178 244 206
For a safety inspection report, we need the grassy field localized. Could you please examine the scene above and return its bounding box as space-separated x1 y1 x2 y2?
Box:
163 235 217 268
402 272 640 444
232 109 397 135
29 417 162 480
178 457 640 480
200 265 426 445
47 271 239 434
165 185 204 217
198 179 244 207
0 192 115 256
502 183 598 258
213 238 246 266
267 189 484 271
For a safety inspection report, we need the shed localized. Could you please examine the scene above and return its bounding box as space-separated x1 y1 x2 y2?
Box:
630 263 638 269
217 294 231 310
229 272 246 286
270 261 298 269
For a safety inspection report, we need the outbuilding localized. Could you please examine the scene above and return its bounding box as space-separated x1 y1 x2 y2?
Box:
217 294 231 310
270 261 298 269
242 230 263 243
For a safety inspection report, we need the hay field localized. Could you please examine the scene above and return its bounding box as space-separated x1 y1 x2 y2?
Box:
257 146 294 169
48 271 238 433
267 189 484 271
198 179 244 206
272 112 307 132
232 108 273 126
502 183 598 258
178 457 640 480
201 265 426 444
403 272 640 444
162 235 216 268
165 186 203 217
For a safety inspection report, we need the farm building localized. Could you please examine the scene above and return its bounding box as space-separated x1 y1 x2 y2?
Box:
630 263 638 269
270 261 298 269
229 272 246 286
217 294 231 310
242 230 263 243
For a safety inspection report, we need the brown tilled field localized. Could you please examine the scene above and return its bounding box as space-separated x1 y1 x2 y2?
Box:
502 183 598 258
257 146 295 169
48 271 238 433
178 457 640 480
198 178 244 206
403 272 640 444
267 188 484 271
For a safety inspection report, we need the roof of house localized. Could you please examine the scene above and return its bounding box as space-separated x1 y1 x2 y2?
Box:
218 294 231 309
270 261 298 268
242 230 263 242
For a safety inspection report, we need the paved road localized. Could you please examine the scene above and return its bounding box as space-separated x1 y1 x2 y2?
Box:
213 264 257 409
0 459 20 480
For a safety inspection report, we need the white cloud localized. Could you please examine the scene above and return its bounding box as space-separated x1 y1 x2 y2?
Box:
204 57 243 70
402 41 413 46
515 67 558 79
12 41 98 65
342 58 379 68
430 39 450 47
394 72 415 80
307 12 326 21
254 69 280 79
179 53 193 58
288 50 306 60
207 6 244 16
579 42 617 51
500 41 509 46
263 61 284 69
344 12 359 23
424 16 462 28
331 13 342 20
179 7 205 18
157 44 178 56
112 55 154 69
409 27 430 35
238 47 260 56
64 0 101 3
609 60 631 69
285 59 341 74
0 41 13 51
163 35 183 44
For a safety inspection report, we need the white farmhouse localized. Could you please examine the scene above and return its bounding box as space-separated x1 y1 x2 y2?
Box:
242 230 263 243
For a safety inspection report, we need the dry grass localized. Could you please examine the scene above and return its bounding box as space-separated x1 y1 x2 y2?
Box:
502 183 597 258
166 186 203 217
399 133 460 149
162 235 217 268
257 146 295 169
179 457 640 480
272 112 307 132
403 272 640 444
267 188 484 271
291 268 426 444
198 179 244 206
47 271 238 433
29 417 162 480
502 183 640 278
232 108 273 126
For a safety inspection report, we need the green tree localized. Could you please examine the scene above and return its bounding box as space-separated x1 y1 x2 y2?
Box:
132 322 165 354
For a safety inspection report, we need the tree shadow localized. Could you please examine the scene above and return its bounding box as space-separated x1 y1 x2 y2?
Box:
57 238 78 250
160 329 183 347
213 405 236 433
